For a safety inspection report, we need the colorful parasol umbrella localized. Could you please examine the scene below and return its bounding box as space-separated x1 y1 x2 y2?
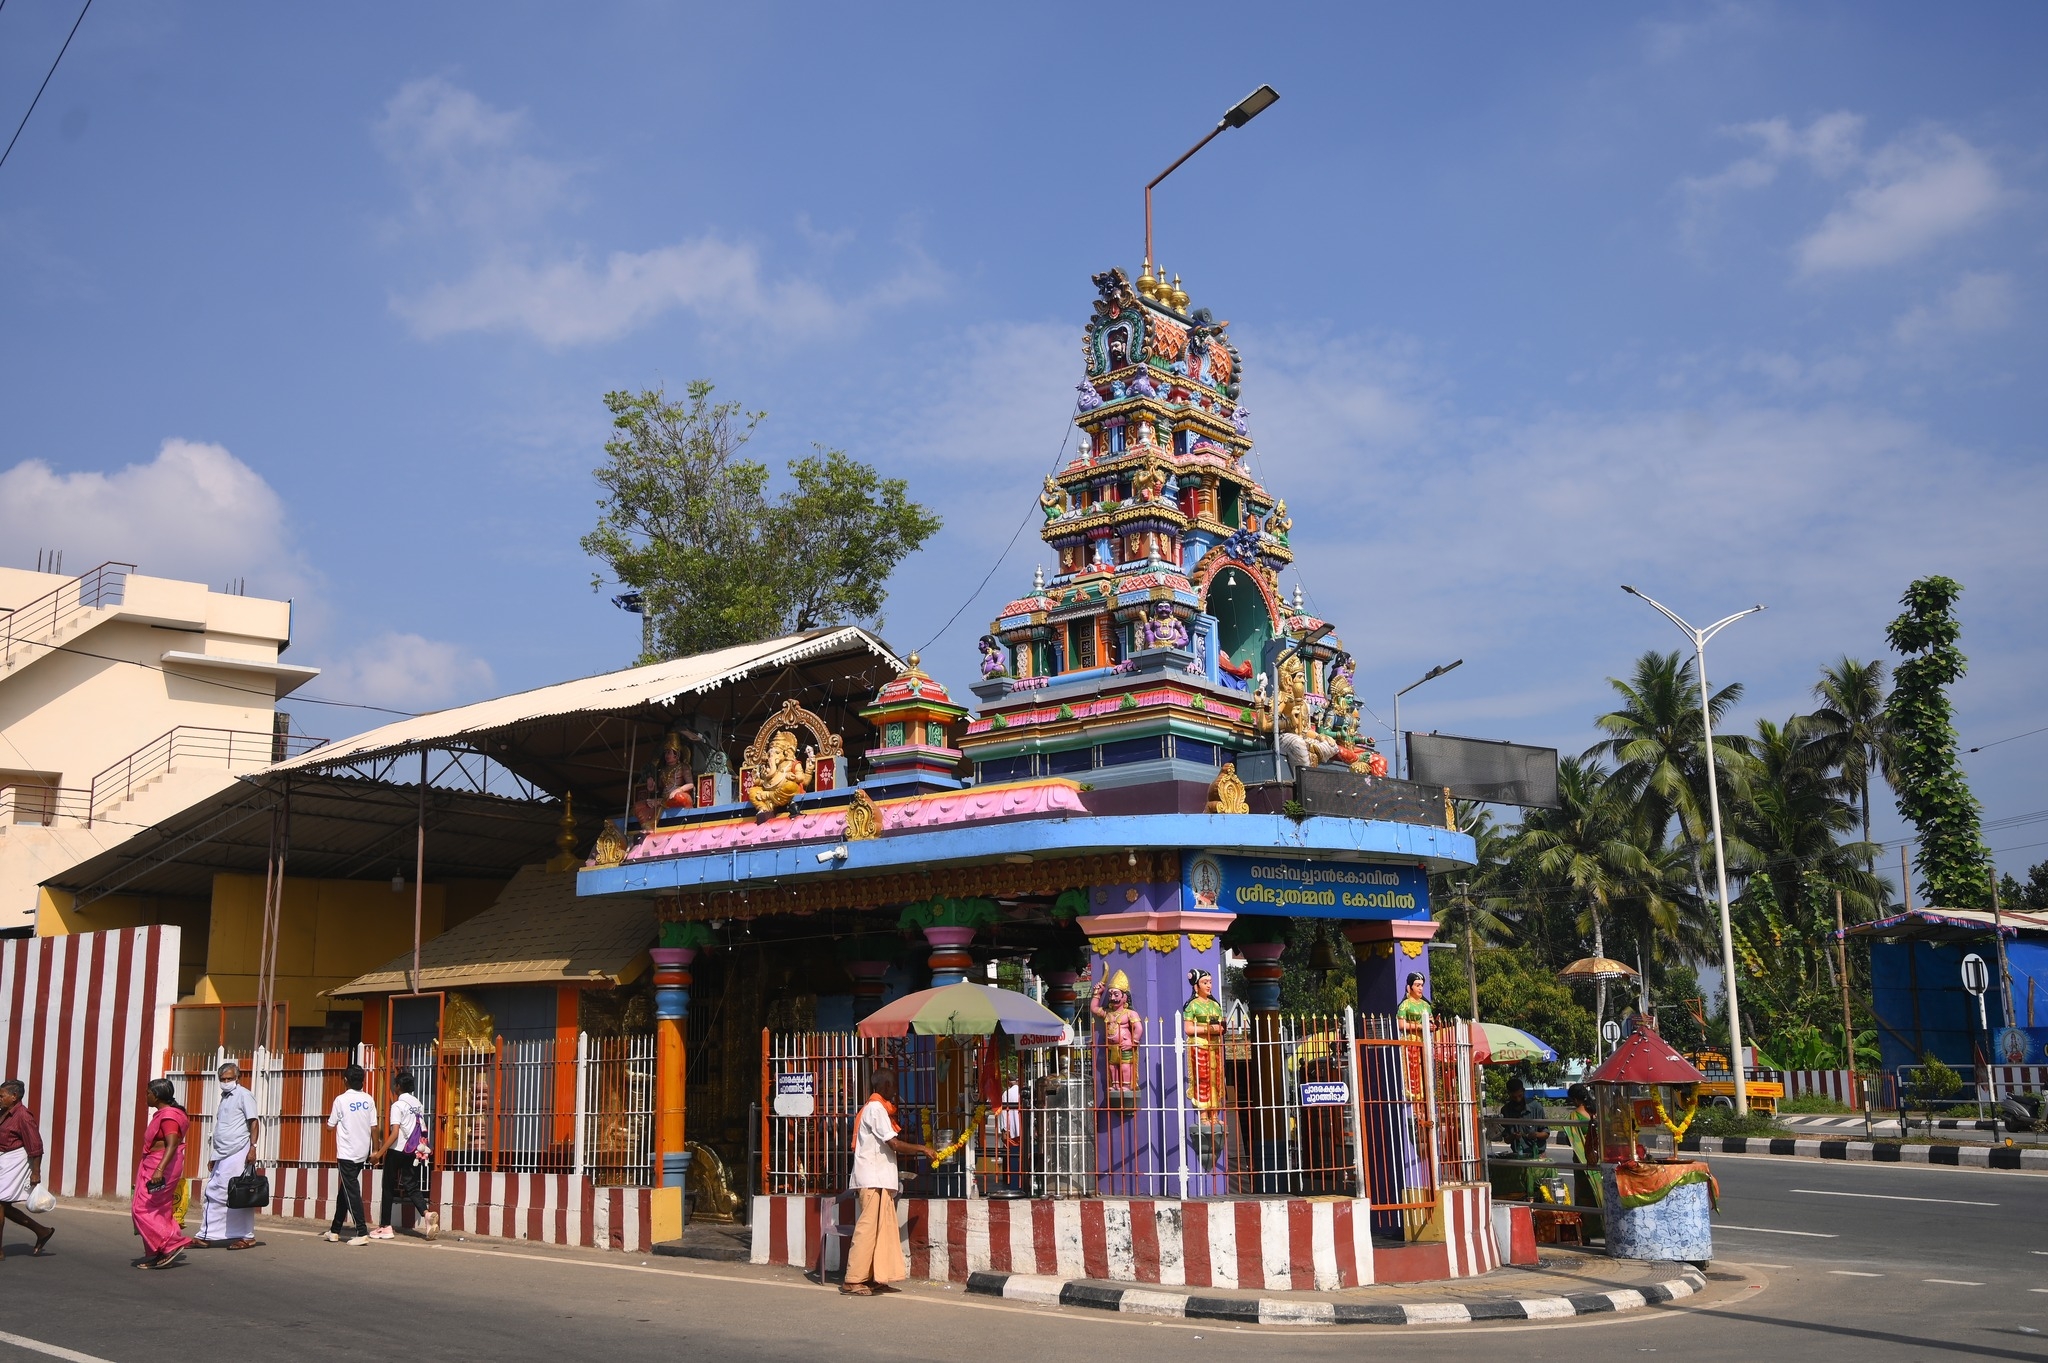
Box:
856 982 1068 1044
1470 1022 1557 1065
1557 955 1640 982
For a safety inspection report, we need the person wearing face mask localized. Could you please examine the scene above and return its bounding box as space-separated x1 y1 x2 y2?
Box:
196 1062 261 1250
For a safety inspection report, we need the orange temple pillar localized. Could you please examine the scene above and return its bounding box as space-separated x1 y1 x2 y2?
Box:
651 945 694 1188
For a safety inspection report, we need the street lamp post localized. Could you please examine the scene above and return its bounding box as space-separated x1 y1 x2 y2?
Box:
1393 660 1463 780
1144 85 1279 277
1622 585 1765 1115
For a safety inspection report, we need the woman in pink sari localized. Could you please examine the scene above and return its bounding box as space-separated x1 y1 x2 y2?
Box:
132 1079 194 1269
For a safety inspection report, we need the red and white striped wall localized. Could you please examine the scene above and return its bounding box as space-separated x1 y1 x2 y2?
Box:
754 1194 1381 1289
0 926 180 1200
267 1166 653 1253
1779 1070 1861 1104
1440 1184 1500 1277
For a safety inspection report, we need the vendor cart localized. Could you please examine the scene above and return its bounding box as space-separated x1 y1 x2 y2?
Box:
1585 1027 1716 1267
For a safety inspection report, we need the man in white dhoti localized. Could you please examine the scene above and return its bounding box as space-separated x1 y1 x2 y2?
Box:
0 1078 54 1256
198 1061 262 1250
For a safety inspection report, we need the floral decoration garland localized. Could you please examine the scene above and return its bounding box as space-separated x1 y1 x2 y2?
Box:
1653 1085 1699 1139
928 1105 992 1166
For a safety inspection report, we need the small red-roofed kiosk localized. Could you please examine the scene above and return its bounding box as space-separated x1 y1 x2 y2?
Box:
1584 1025 1716 1265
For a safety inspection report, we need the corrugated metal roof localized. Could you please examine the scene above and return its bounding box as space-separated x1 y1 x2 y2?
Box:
332 863 653 995
271 626 902 775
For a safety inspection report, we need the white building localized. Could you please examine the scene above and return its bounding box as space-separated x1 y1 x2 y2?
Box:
0 560 317 941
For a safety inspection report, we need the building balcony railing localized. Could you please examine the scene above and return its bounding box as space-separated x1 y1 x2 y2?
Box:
85 725 326 823
0 784 92 828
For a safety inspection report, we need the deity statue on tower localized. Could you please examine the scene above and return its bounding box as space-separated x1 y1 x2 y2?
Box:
1090 967 1144 1106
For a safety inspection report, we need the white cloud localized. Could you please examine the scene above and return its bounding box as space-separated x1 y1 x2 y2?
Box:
1892 271 2016 345
395 239 943 347
317 632 495 712
1736 350 1866 392
1797 131 2003 274
1680 115 2003 273
378 78 943 347
0 439 311 597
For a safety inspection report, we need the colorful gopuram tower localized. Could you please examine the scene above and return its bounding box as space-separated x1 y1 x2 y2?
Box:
961 266 1366 809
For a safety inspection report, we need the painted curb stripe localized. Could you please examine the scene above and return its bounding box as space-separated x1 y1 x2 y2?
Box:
962 1269 1708 1326
1679 1134 2048 1170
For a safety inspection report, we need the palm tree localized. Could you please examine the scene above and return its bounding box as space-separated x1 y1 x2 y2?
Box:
1739 715 1885 921
1586 650 1751 929
1513 757 1675 1035
1809 657 1894 884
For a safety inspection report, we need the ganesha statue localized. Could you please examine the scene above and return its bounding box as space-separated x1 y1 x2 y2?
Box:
741 699 844 818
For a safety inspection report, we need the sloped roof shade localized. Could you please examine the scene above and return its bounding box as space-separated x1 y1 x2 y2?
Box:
269 626 905 798
333 863 653 996
1584 1026 1708 1086
1841 906 2048 943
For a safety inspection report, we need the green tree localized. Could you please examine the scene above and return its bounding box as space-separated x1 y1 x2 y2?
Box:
1586 650 1748 948
1884 577 1993 908
582 382 941 662
1512 757 1674 1036
1808 657 1895 882
1737 715 1885 924
2000 861 2048 911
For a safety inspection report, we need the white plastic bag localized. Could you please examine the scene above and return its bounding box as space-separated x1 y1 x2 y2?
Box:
24 1182 55 1214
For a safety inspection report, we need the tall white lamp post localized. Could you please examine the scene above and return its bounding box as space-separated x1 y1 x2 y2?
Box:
1622 586 1764 1114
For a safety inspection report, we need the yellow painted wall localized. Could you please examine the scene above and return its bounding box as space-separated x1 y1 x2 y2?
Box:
36 887 211 997
194 873 505 1027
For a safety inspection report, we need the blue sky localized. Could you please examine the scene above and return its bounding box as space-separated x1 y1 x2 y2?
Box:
1 3 2042 881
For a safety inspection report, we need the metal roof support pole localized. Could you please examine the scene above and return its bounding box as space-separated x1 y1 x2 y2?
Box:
412 749 426 994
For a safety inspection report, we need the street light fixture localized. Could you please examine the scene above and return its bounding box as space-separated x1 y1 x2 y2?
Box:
1393 660 1463 780
1145 84 1279 277
1622 584 1765 1114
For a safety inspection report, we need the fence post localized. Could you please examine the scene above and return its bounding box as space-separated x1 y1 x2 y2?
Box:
1419 1020 1439 1193
573 1031 590 1178
1344 1007 1366 1200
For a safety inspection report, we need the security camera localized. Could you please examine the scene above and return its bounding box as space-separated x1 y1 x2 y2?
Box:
817 844 849 864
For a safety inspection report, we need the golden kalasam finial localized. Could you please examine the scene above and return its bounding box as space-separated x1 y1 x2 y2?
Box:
1170 275 1188 311
907 652 921 669
1137 262 1157 298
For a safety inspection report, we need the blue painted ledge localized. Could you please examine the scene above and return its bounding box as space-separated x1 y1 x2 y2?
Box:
576 812 1475 898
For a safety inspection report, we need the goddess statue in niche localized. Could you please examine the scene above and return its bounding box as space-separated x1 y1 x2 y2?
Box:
1183 969 1226 1125
1090 968 1143 1106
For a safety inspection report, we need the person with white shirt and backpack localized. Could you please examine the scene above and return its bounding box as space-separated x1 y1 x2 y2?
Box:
372 1070 437 1241
322 1065 375 1245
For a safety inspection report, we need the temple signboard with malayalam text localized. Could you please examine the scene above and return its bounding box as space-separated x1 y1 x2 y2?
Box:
1183 853 1430 920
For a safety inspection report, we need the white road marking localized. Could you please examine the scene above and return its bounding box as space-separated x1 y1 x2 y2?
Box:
1924 1279 1984 1286
1790 1188 1996 1207
0 1329 121 1363
1715 1225 1837 1237
1828 1270 1884 1277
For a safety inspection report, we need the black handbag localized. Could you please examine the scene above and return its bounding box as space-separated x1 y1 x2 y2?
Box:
225 1169 270 1210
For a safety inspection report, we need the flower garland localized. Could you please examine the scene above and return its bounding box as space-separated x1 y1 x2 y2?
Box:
928 1105 992 1166
1652 1085 1699 1140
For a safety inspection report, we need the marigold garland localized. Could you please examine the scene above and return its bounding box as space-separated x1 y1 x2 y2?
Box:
1653 1085 1699 1139
928 1105 992 1166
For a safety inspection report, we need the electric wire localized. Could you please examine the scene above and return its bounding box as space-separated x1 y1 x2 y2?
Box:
0 0 91 171
1969 723 2048 754
914 401 1077 657
1 634 416 716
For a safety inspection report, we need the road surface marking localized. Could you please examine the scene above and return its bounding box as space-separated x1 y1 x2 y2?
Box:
1716 1224 1837 1237
1827 1270 1883 1277
0 1329 120 1363
1924 1279 1984 1286
1790 1188 1996 1207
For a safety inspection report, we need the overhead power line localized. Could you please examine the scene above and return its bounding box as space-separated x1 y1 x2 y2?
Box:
1969 722 2048 754
0 0 93 171
3 633 415 716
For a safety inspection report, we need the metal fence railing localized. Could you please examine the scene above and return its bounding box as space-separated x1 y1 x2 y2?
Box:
89 726 327 821
1 560 131 667
162 1034 656 1188
0 783 91 826
763 1012 1484 1209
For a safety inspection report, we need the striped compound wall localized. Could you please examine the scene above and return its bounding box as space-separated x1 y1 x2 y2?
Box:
268 1166 653 1252
0 926 180 1200
752 1189 1507 1289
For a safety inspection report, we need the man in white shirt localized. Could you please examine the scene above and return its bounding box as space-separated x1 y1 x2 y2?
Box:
198 1061 262 1249
842 1070 931 1297
323 1064 375 1244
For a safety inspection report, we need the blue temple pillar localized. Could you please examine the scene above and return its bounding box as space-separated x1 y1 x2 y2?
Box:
1346 918 1441 1236
1078 883 1233 1199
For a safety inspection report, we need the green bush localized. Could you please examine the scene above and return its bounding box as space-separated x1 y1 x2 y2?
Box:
1779 1092 1853 1114
1690 1104 1786 1139
1911 1055 1963 1109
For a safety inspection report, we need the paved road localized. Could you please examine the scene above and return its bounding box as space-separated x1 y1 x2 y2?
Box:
0 1158 2044 1362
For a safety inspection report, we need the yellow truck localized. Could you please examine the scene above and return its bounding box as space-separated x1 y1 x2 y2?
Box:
1687 1049 1784 1114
